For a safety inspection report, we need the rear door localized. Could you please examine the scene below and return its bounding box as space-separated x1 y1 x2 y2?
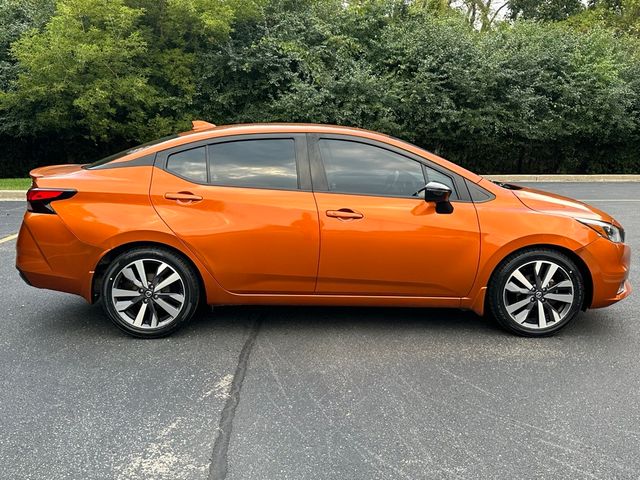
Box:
310 134 481 297
150 134 320 294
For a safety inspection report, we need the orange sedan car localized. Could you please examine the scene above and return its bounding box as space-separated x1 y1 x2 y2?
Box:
16 122 631 338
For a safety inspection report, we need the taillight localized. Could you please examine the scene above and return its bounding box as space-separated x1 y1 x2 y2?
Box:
26 188 76 214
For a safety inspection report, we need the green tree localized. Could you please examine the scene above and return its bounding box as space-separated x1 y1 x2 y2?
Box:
507 0 584 21
0 0 639 175
1 0 265 148
1 0 156 143
129 0 266 135
0 0 54 91
195 0 400 128
569 0 640 35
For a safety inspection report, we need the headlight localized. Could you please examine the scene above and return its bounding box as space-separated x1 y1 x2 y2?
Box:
577 218 625 243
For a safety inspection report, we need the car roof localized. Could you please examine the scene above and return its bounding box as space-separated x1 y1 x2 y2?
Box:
180 122 407 139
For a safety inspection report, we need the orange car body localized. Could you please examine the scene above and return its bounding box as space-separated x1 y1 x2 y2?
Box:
16 123 631 315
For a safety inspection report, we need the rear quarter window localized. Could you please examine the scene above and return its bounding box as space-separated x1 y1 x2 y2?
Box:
166 146 207 182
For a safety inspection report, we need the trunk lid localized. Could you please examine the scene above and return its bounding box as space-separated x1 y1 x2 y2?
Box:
29 164 85 186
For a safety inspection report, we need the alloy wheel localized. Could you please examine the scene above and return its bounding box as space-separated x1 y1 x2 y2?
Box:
110 258 186 330
502 260 575 330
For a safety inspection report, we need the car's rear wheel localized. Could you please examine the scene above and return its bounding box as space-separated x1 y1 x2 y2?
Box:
101 247 200 338
488 248 584 336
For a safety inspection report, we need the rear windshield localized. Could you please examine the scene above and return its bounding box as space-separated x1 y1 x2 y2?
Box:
491 181 523 190
84 134 179 169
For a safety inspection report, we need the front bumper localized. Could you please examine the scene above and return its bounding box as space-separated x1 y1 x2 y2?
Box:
577 237 631 308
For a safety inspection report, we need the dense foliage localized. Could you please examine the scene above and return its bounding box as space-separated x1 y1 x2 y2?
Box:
0 0 639 176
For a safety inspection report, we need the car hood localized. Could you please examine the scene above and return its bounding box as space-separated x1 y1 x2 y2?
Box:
511 185 617 225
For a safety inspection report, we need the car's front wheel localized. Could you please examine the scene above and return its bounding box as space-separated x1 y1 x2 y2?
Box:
101 247 200 338
488 248 585 336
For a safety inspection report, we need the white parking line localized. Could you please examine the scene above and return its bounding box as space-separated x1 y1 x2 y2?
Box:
0 233 18 244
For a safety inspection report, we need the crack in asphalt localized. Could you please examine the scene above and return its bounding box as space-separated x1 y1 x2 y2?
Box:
208 314 262 480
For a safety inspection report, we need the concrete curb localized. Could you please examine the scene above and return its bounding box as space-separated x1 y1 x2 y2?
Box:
485 174 640 182
0 190 24 201
1 174 639 201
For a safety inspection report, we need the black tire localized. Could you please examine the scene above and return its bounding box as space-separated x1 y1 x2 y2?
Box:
101 247 201 338
487 248 585 337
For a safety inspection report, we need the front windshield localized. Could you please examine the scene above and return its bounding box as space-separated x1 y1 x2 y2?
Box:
84 134 179 169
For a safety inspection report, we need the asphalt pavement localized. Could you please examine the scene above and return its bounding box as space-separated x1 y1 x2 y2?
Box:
0 182 638 479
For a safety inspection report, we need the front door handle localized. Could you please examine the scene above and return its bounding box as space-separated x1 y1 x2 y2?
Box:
326 209 364 220
164 192 203 203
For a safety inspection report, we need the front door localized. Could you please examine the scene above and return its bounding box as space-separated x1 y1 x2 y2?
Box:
311 136 480 297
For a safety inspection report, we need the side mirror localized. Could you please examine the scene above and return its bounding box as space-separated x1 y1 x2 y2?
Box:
423 181 451 202
422 181 454 214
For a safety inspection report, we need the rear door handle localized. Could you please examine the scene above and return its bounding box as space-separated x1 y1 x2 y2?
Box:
164 192 203 202
326 209 364 220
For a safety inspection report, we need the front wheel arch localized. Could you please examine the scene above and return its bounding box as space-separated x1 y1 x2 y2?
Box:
485 244 593 315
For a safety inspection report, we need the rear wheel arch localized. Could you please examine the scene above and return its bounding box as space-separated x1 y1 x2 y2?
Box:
92 241 206 305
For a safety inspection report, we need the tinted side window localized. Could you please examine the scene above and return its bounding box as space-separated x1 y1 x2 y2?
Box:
209 139 298 190
425 166 458 200
166 146 207 182
318 139 425 197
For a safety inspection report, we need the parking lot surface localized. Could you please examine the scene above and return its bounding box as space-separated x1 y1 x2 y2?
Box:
1 182 638 479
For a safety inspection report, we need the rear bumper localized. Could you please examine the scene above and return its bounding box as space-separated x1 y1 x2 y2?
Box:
577 237 631 308
16 213 101 302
